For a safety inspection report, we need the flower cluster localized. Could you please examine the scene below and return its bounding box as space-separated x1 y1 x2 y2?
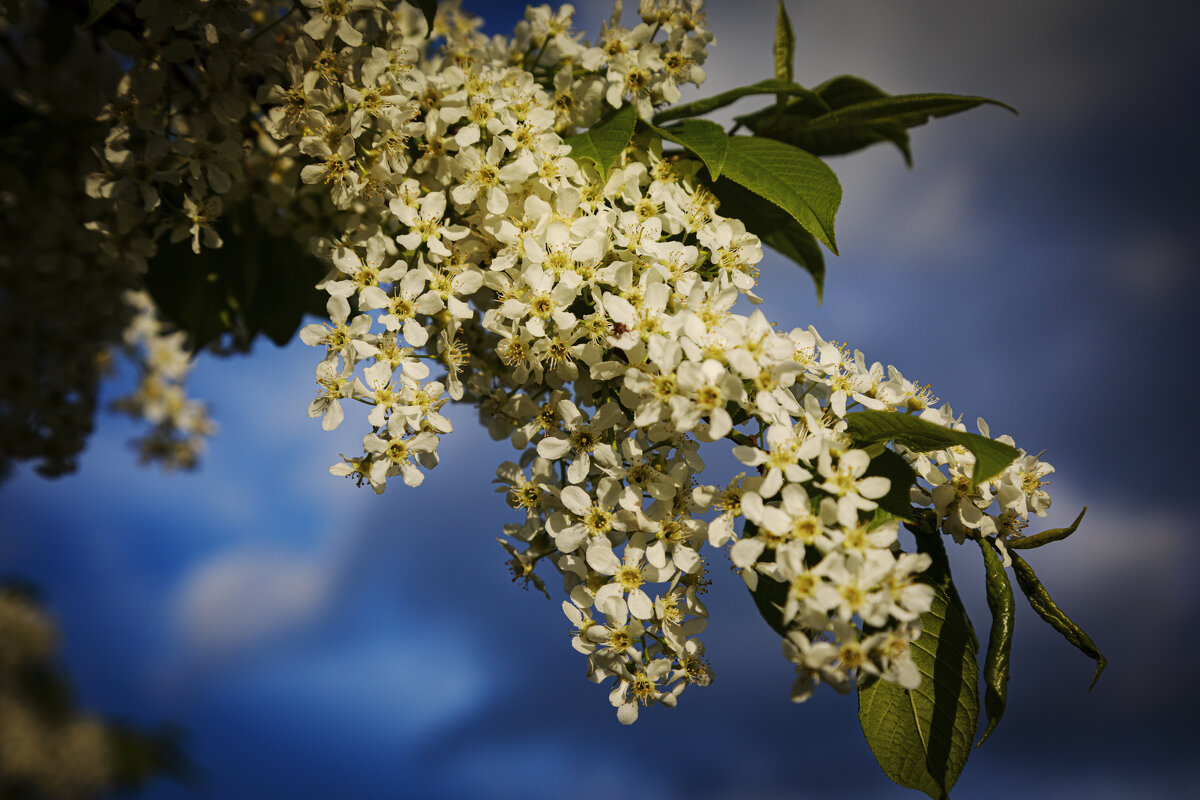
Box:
2 0 1059 725
111 290 215 469
245 0 1056 720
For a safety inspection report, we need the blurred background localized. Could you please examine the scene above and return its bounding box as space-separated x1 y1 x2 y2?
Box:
2 0 1198 797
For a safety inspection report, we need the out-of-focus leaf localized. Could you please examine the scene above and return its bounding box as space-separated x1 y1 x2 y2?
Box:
84 0 120 27
143 213 327 351
403 0 438 35
110 724 198 791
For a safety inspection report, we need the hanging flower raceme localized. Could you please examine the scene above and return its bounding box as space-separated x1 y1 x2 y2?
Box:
10 2 1099 790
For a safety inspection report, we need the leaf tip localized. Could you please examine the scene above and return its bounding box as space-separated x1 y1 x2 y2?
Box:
1087 655 1107 692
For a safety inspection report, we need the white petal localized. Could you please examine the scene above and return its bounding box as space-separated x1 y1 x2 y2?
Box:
322 399 344 431
559 485 591 516
537 436 572 460
857 476 891 500
730 538 766 569
586 542 622 575
628 589 654 620
567 455 589 484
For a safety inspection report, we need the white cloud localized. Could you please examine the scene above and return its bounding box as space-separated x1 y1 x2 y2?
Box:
173 546 337 662
1016 495 1195 614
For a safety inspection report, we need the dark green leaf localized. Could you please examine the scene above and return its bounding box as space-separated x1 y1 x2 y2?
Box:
1007 506 1086 550
863 448 919 521
859 526 979 800
720 135 841 253
84 0 120 27
736 100 912 165
652 79 829 124
709 178 825 298
734 75 906 162
403 0 438 35
809 92 1017 129
814 75 892 109
652 118 728 179
801 92 1014 166
975 537 1014 747
774 1 795 85
797 118 913 165
843 410 1020 487
564 103 637 181
738 83 1014 166
750 576 790 638
1010 551 1106 690
734 75 889 134
738 520 790 636
144 213 326 351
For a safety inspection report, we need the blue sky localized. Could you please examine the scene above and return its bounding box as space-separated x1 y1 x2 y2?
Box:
2 1 1198 798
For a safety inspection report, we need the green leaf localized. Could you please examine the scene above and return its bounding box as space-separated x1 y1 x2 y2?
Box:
403 0 438 35
738 520 791 636
720 135 841 253
708 178 825 298
736 80 1015 166
737 101 912 165
564 103 637 181
84 0 120 27
652 119 728 179
734 75 889 132
799 117 913 165
1009 551 1106 690
863 448 919 521
799 92 1015 166
975 537 1014 747
652 79 829 125
750 576 790 638
814 75 892 109
1007 506 1086 550
810 92 1018 129
774 1 795 85
859 526 979 800
843 410 1020 487
734 75 906 162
